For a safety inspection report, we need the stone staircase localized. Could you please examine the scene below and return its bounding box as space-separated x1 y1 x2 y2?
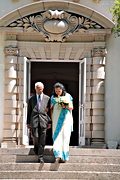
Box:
0 146 120 179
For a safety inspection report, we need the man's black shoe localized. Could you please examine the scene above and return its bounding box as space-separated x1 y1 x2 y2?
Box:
38 157 44 163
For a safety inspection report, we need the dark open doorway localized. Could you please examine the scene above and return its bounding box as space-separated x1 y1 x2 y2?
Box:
30 62 79 146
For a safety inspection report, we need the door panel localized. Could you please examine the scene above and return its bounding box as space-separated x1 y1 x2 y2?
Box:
22 58 31 145
79 59 86 146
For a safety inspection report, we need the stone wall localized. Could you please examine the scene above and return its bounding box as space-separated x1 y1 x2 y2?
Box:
2 39 106 145
0 32 5 143
0 0 117 146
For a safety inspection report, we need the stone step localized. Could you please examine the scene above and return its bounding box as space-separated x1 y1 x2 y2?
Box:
1 154 120 164
15 155 120 164
1 147 120 156
0 163 120 172
1 147 120 179
0 171 120 179
0 155 17 163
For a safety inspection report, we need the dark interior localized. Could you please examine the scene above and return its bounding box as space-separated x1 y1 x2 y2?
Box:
30 62 79 146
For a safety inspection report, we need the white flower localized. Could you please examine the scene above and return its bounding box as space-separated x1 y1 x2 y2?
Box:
58 96 69 106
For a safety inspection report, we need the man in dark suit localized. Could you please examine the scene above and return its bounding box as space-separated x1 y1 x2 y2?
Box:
27 82 50 163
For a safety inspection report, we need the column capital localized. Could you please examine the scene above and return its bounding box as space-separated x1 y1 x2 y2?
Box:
92 48 107 57
4 46 18 56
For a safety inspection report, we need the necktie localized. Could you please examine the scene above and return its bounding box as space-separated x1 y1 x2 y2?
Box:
37 95 41 110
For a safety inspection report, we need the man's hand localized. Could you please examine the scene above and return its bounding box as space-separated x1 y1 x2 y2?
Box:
27 124 31 129
47 123 52 129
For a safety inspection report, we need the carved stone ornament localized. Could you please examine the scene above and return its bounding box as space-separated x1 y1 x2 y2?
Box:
4 46 18 56
92 0 101 3
8 10 103 42
92 48 107 57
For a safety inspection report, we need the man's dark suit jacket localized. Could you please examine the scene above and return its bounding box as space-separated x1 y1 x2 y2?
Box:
27 94 50 135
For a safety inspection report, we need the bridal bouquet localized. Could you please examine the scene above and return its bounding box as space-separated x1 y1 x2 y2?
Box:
58 96 69 107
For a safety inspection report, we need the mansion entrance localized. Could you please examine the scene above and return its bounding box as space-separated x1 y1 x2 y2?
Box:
0 0 112 146
31 62 79 146
23 60 86 146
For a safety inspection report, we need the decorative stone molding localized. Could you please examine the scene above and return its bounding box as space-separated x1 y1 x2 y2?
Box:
8 10 104 42
4 46 18 56
73 0 80 2
11 0 20 2
92 48 107 57
32 0 40 1
92 0 101 3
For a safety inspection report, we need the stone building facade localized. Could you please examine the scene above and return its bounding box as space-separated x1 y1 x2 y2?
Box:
0 0 120 147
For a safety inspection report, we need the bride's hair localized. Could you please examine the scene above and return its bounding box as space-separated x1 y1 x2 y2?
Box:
53 82 66 97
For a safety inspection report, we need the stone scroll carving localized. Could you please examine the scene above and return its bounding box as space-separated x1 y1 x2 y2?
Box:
8 10 103 42
92 48 107 57
4 46 18 56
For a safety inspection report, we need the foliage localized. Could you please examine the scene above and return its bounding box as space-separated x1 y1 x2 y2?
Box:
110 0 120 36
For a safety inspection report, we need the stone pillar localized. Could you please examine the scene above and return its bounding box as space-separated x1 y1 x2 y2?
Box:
90 47 106 145
3 45 21 146
0 32 5 144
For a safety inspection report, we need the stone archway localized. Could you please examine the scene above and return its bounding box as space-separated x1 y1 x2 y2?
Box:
0 1 114 146
0 1 114 28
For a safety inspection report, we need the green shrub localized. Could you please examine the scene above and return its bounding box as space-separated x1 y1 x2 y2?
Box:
111 0 120 36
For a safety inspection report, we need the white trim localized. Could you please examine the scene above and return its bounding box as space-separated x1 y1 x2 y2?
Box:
22 57 31 146
78 58 86 146
30 59 82 62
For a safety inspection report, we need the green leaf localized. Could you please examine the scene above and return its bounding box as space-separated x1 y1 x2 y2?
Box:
110 0 120 36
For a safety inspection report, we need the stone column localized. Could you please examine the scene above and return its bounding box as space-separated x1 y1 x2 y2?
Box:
3 45 20 146
0 32 5 144
90 47 106 145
